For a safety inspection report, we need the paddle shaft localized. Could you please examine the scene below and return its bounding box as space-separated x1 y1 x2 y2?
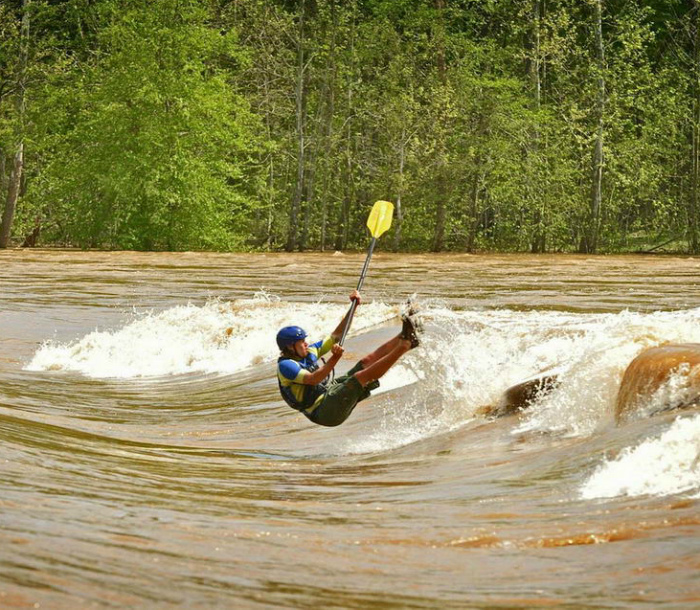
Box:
339 237 377 346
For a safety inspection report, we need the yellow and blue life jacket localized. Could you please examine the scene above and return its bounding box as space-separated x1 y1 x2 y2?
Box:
277 336 335 412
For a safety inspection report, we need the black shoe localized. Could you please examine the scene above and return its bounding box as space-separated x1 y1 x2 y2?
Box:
400 314 420 349
402 298 423 329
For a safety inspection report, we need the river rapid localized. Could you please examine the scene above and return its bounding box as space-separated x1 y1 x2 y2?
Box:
1 250 700 608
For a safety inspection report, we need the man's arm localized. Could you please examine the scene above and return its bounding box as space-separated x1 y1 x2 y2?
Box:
330 290 362 342
302 344 344 385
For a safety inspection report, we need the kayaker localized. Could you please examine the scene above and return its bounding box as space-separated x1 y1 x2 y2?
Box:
276 291 420 427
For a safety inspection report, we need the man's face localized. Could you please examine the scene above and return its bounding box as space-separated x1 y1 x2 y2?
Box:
293 338 309 358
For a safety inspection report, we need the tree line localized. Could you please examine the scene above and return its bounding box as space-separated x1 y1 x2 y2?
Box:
1 0 699 254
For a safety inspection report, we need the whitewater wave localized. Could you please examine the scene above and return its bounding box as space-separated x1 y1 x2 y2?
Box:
26 298 700 450
338 307 700 453
26 293 398 378
581 414 700 499
511 308 700 436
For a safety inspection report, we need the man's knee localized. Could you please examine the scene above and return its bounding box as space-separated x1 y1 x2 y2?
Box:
354 370 369 387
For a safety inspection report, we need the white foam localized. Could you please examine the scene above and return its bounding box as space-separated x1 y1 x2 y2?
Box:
337 306 700 453
26 295 700 457
581 414 700 499
370 364 421 395
26 294 397 378
640 362 700 417
511 308 700 436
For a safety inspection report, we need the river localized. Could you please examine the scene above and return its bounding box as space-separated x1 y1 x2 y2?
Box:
1 250 700 608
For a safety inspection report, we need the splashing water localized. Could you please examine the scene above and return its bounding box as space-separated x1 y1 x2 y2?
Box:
512 308 700 436
27 301 700 440
338 306 700 454
581 413 700 499
26 294 398 378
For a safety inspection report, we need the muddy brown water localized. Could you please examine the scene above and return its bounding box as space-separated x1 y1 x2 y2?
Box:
1 250 700 608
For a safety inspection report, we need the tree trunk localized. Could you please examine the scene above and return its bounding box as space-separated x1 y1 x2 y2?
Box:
21 220 39 247
334 2 356 251
0 0 29 249
286 0 307 252
0 148 7 197
262 65 275 247
299 150 316 250
691 0 700 254
432 194 446 252
393 132 406 251
530 0 542 110
320 0 337 252
466 169 480 252
581 0 605 254
529 0 546 253
0 145 24 248
334 152 352 251
431 0 448 252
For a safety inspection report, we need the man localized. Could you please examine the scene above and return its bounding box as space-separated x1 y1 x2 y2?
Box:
276 291 421 427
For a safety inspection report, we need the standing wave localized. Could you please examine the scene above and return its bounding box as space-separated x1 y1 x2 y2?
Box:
25 293 398 378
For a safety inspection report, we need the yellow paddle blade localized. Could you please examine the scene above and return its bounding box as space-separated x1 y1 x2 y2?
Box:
366 200 394 238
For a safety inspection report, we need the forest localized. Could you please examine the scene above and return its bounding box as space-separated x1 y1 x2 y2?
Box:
1 0 700 254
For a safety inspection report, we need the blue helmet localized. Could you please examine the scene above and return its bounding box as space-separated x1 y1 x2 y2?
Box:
276 325 307 350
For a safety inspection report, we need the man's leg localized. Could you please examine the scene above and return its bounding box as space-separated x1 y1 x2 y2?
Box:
355 311 420 387
359 335 403 368
355 339 411 387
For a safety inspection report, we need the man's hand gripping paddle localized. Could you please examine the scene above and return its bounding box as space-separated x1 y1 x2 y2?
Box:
339 200 394 346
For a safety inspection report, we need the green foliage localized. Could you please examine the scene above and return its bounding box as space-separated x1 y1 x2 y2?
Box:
0 0 698 252
23 0 265 250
